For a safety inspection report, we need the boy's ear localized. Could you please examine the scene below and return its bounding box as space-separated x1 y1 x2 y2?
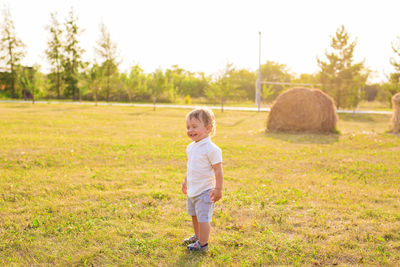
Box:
207 124 212 133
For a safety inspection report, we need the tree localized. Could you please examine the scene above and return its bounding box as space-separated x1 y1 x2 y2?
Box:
19 65 44 104
165 64 185 99
317 25 369 109
261 84 274 104
63 8 84 101
45 12 63 99
18 66 33 101
229 69 256 101
260 61 293 102
380 82 399 107
390 36 400 84
385 36 400 105
0 8 25 98
208 63 236 112
363 84 380 102
119 72 130 102
95 21 119 102
180 73 209 98
204 80 218 105
261 61 292 82
111 70 125 101
126 64 147 102
293 73 319 86
86 63 101 104
148 68 167 110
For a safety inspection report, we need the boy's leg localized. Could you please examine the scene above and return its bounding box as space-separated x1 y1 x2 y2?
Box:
197 189 213 246
187 196 198 238
198 222 210 246
191 216 200 238
187 189 213 250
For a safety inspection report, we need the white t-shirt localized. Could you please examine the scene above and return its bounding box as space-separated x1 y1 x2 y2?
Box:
186 136 222 197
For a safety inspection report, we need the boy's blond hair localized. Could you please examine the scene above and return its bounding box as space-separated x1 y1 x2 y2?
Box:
186 107 216 136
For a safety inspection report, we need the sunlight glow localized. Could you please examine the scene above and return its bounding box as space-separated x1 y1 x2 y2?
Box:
2 0 400 82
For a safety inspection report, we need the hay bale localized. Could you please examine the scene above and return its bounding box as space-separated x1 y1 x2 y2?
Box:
267 87 338 133
391 92 400 134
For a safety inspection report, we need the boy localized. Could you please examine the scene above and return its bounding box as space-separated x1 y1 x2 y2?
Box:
182 108 223 252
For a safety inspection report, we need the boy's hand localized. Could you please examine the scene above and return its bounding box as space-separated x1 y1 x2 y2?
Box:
210 188 222 203
181 182 187 194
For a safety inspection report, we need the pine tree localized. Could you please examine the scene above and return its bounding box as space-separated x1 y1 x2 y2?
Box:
63 8 84 101
317 25 369 109
45 12 63 99
390 36 400 84
88 63 101 105
0 8 25 98
380 37 400 106
95 21 119 102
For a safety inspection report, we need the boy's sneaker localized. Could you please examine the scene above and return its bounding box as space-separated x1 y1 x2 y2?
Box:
187 240 208 252
182 234 198 245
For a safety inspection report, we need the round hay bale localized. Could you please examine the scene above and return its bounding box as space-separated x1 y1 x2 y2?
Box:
391 92 400 134
267 87 338 133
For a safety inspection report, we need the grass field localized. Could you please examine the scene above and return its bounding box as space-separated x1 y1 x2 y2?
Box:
1 103 399 266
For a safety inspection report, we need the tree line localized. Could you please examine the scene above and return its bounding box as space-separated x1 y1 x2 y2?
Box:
1 8 400 110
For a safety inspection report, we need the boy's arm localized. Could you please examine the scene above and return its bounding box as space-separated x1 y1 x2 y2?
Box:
182 175 187 194
210 162 223 202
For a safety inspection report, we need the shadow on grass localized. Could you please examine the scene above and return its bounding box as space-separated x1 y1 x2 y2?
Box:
339 113 390 122
127 112 151 117
3 104 32 109
175 250 208 266
219 113 258 127
127 109 155 116
265 131 340 144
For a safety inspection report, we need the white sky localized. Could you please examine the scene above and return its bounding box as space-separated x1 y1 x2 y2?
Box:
1 0 400 83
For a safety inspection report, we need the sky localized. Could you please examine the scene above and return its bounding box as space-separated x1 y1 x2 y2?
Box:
1 0 400 83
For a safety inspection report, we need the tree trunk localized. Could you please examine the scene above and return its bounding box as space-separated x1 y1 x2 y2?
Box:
95 88 98 106
31 70 34 104
127 89 132 103
335 91 340 109
11 70 15 99
106 75 110 102
153 97 156 111
336 87 342 110
9 43 15 98
56 68 60 99
32 88 35 104
220 96 224 113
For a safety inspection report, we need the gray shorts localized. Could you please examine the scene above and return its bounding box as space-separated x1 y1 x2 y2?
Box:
187 189 214 223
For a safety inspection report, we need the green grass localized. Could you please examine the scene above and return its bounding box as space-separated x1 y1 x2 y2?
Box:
358 100 391 111
0 103 399 266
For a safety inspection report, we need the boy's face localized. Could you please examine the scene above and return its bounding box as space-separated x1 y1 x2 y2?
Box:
186 117 211 142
